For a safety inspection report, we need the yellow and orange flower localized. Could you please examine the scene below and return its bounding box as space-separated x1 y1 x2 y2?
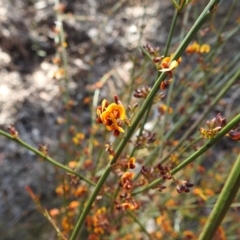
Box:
127 157 136 169
186 41 200 54
158 103 173 115
68 200 80 210
96 99 126 136
120 201 139 210
120 172 134 191
100 103 125 122
199 113 225 139
72 132 85 145
186 41 210 54
102 111 125 133
96 99 108 120
199 127 221 138
199 44 210 53
91 207 108 235
159 54 182 76
121 172 134 185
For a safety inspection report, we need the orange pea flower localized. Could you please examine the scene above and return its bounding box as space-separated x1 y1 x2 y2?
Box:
120 172 134 191
127 157 136 169
186 41 210 54
120 202 139 210
200 44 210 53
105 113 125 133
159 54 182 76
186 41 200 54
100 103 125 122
97 100 126 136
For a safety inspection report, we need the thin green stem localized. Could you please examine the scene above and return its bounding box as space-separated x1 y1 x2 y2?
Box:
164 9 179 57
70 2 219 239
127 210 154 240
0 129 94 186
177 136 202 159
214 0 238 39
127 62 136 106
198 153 240 240
54 0 70 105
160 67 240 164
158 74 176 160
87 88 100 165
180 3 191 41
54 0 72 166
133 112 240 195
134 60 239 175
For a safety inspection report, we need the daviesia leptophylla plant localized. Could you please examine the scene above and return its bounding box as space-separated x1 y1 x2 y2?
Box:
1 1 240 240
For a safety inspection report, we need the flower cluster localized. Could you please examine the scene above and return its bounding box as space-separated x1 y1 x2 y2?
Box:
96 98 126 136
143 43 160 58
158 103 173 115
53 179 88 237
60 201 80 235
111 156 137 180
26 185 80 239
159 54 182 77
119 172 134 191
200 113 240 141
158 164 194 193
114 171 140 211
141 165 167 192
115 193 139 211
117 200 139 211
141 164 194 193
134 86 165 103
186 41 210 54
86 207 109 236
143 44 181 91
199 113 226 138
155 211 177 239
175 180 194 194
193 187 215 201
143 44 181 76
132 130 156 148
72 132 85 145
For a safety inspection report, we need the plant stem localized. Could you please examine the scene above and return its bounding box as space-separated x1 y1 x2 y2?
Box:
54 0 71 105
0 129 94 186
198 153 240 240
133 112 240 195
127 210 154 240
160 66 240 164
70 1 219 239
159 7 179 159
164 9 178 57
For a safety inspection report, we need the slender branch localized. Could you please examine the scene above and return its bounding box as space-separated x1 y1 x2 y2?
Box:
198 153 240 240
160 66 240 164
127 210 154 240
133 112 240 195
164 9 179 57
0 129 95 186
